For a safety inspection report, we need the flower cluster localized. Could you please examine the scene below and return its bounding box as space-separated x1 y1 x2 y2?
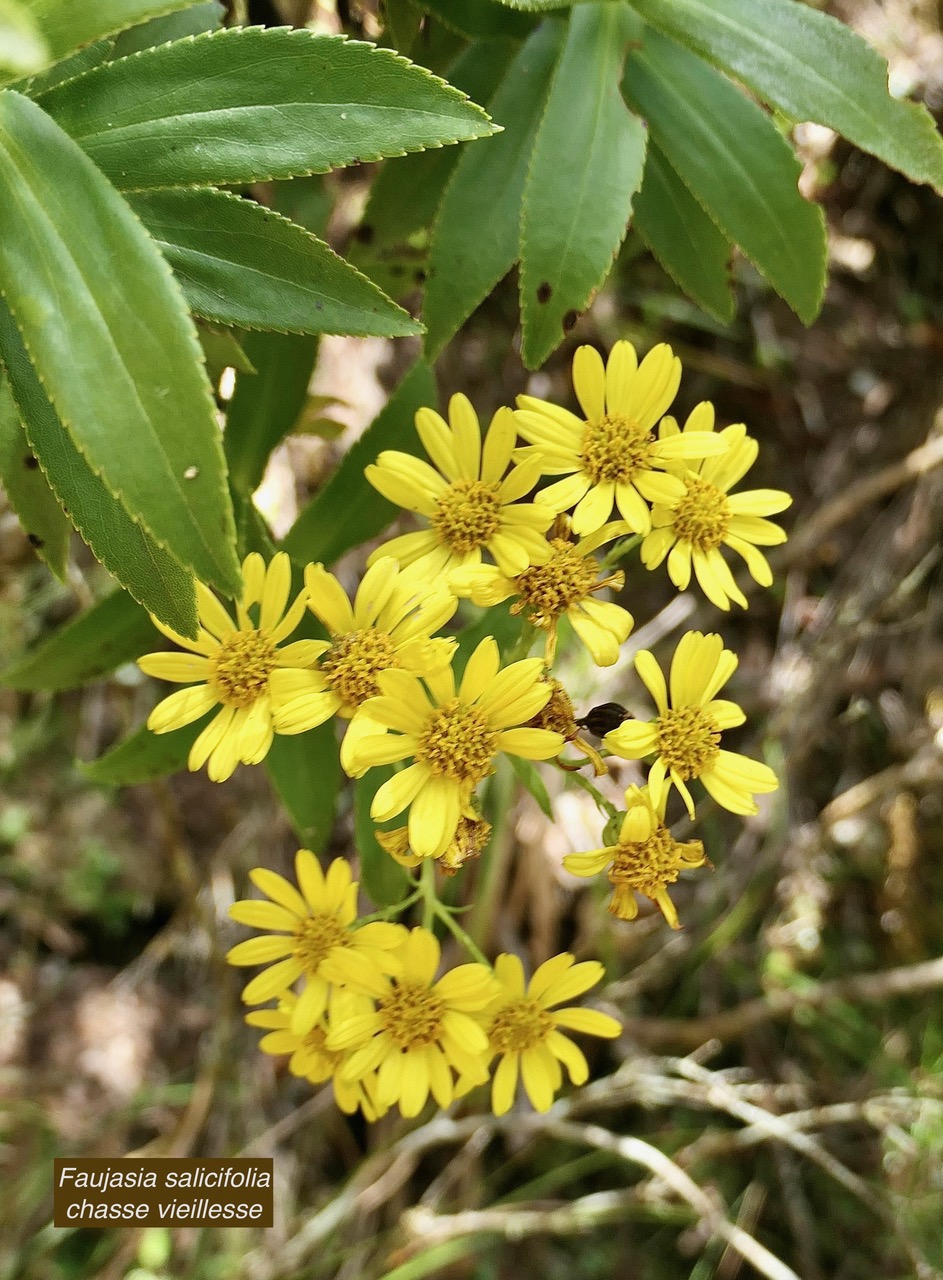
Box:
139 338 789 1114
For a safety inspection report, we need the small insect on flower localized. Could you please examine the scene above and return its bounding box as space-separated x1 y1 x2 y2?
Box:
514 341 726 536
604 631 779 818
226 852 406 1036
640 405 792 610
365 395 554 580
468 952 620 1115
138 552 322 781
564 786 707 930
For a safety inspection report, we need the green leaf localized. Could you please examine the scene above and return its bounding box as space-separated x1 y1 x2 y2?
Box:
232 487 277 560
265 727 339 854
423 20 564 358
112 0 223 56
626 0 943 194
384 0 423 54
508 753 553 820
0 91 240 596
38 28 498 189
224 331 319 497
520 3 647 369
20 0 200 63
282 360 436 567
0 0 48 78
355 766 411 908
0 366 69 577
128 187 421 338
632 141 734 322
0 590 155 690
197 324 256 381
623 29 826 323
0 300 198 635
14 37 112 94
82 720 203 785
358 38 518 249
417 0 534 38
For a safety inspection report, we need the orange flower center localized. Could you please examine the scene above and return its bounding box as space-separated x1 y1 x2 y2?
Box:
655 706 721 778
418 697 498 784
292 914 348 976
320 627 400 710
514 540 602 622
670 476 730 552
580 413 655 485
488 998 554 1053
210 629 277 707
609 827 705 904
431 479 501 554
380 981 444 1048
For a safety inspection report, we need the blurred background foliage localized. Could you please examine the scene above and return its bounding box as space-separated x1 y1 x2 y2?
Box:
2 0 943 1279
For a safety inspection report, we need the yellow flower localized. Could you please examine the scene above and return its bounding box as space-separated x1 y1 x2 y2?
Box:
377 810 492 875
270 557 457 772
514 342 726 537
326 927 498 1118
450 519 632 666
226 852 406 1034
476 952 620 1115
563 787 706 930
640 405 792 610
365 396 554 579
138 551 321 782
345 637 565 859
245 990 386 1119
603 631 779 818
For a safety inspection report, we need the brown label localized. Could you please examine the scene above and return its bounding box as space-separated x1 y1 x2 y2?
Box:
53 1158 273 1228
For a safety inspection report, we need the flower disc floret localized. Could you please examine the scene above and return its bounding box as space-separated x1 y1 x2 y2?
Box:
345 638 565 860
513 342 726 537
379 982 444 1048
603 632 779 818
365 396 554 580
138 552 322 782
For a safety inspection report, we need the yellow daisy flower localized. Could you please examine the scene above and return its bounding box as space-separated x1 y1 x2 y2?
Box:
245 990 386 1120
270 557 456 772
640 404 792 610
513 341 726 537
449 519 633 666
138 551 321 783
326 926 499 1118
377 810 492 875
345 637 565 859
364 396 554 579
603 631 779 818
563 786 706 930
226 852 406 1035
476 952 620 1115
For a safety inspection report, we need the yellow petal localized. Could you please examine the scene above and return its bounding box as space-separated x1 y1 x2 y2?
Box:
147 683 217 733
572 345 606 421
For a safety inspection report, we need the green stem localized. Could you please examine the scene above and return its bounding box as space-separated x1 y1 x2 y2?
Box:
357 888 421 924
417 857 490 966
601 533 642 569
508 618 538 662
564 768 619 821
429 896 490 966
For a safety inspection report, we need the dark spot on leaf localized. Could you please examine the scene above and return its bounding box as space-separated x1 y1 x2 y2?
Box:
563 310 579 333
315 302 324 310
536 282 552 304
23 454 39 470
355 224 375 245
414 269 427 284
28 533 44 548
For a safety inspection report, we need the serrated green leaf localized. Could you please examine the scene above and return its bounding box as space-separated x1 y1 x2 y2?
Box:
197 324 256 381
38 28 498 189
0 0 48 78
632 141 734 322
627 0 943 193
281 360 436 567
0 91 240 596
0 300 198 635
508 752 553 819
20 0 200 63
14 38 112 94
355 766 411 907
423 20 564 358
128 187 421 338
0 366 69 577
358 38 518 249
623 29 826 322
225 332 319 497
232 487 277 560
112 0 223 56
265 726 339 854
82 720 203 785
0 590 155 690
417 0 534 38
520 4 647 369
